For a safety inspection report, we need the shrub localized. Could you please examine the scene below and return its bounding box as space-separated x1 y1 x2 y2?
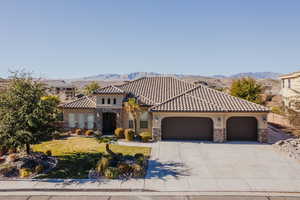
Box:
139 132 152 142
131 164 146 178
19 168 32 178
114 128 125 139
85 130 94 136
52 131 60 140
0 146 8 156
117 163 131 174
45 150 52 156
7 154 18 162
95 157 110 175
75 128 83 135
104 167 120 179
124 129 134 141
35 164 44 174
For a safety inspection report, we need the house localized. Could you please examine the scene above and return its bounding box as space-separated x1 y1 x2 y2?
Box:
61 76 269 142
43 80 76 102
279 71 300 111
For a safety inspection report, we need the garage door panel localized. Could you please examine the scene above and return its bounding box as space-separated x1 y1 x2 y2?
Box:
162 117 213 140
227 117 257 141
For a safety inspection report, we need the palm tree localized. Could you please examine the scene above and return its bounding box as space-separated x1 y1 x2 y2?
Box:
124 98 141 134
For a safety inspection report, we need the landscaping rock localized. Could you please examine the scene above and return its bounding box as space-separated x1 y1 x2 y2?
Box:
273 138 300 160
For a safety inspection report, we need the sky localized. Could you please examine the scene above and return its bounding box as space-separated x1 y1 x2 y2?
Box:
0 1 300 79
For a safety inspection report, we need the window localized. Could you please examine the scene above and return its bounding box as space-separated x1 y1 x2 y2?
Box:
107 98 111 104
113 98 117 104
87 114 94 129
288 79 291 88
139 112 149 129
78 114 85 129
68 113 76 128
102 98 105 104
129 120 134 128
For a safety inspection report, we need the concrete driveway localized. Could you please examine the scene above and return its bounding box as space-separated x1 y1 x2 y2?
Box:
145 141 300 192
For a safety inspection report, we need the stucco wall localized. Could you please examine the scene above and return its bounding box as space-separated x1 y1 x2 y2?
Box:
152 112 268 143
95 94 124 109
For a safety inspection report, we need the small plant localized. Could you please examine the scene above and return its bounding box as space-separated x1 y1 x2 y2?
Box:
19 168 32 178
114 128 125 139
95 157 110 175
52 131 60 140
139 132 152 142
131 164 145 178
75 128 83 135
35 164 44 174
117 163 131 174
45 150 52 156
104 167 120 179
85 130 94 136
124 129 134 141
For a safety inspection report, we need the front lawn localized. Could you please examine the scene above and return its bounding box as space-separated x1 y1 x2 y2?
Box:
32 136 151 179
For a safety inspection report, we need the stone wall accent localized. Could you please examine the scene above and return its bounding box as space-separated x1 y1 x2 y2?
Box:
258 128 268 143
213 129 225 143
152 127 162 141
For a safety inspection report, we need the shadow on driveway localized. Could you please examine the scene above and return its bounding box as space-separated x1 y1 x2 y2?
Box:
145 159 190 180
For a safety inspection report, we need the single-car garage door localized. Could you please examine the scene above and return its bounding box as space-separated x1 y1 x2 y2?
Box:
227 117 258 141
162 117 213 140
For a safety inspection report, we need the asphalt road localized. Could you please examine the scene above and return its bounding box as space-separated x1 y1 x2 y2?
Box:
0 196 300 200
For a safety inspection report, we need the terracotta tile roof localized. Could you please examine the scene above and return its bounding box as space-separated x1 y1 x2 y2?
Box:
117 77 195 105
62 76 268 112
61 96 96 109
151 85 269 112
94 85 125 94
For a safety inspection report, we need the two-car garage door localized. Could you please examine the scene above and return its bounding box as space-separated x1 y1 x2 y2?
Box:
161 116 258 141
162 117 213 140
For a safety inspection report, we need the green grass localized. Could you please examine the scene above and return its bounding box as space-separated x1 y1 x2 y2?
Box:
32 136 151 179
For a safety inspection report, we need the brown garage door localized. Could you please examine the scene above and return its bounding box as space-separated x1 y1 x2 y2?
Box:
161 117 213 140
227 117 258 141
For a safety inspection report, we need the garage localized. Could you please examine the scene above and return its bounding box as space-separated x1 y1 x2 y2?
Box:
161 117 213 140
227 117 258 141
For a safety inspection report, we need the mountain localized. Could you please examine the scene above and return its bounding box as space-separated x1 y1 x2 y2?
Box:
227 72 281 79
78 72 281 81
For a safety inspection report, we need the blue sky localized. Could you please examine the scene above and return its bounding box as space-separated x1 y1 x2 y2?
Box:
0 1 300 79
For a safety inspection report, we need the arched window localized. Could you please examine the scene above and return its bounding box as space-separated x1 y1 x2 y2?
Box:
107 98 111 104
113 98 117 104
102 98 105 104
140 112 149 129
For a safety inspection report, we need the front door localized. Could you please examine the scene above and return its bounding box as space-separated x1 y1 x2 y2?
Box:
102 112 116 135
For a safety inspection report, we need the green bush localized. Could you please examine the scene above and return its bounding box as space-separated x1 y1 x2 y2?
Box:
114 128 125 139
117 163 131 174
95 157 110 175
271 106 285 115
19 168 32 178
139 132 152 142
131 164 145 178
85 130 94 136
35 164 44 174
124 129 134 141
104 167 120 179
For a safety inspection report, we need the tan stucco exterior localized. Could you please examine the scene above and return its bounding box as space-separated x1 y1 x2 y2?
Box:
280 72 300 111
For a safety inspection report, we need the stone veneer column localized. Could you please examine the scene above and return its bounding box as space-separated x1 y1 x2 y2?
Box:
95 110 103 132
152 127 162 141
258 129 268 143
213 129 225 143
116 110 122 128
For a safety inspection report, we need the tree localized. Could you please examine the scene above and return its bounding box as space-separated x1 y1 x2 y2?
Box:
0 71 60 154
124 98 141 134
230 77 262 104
84 82 100 95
